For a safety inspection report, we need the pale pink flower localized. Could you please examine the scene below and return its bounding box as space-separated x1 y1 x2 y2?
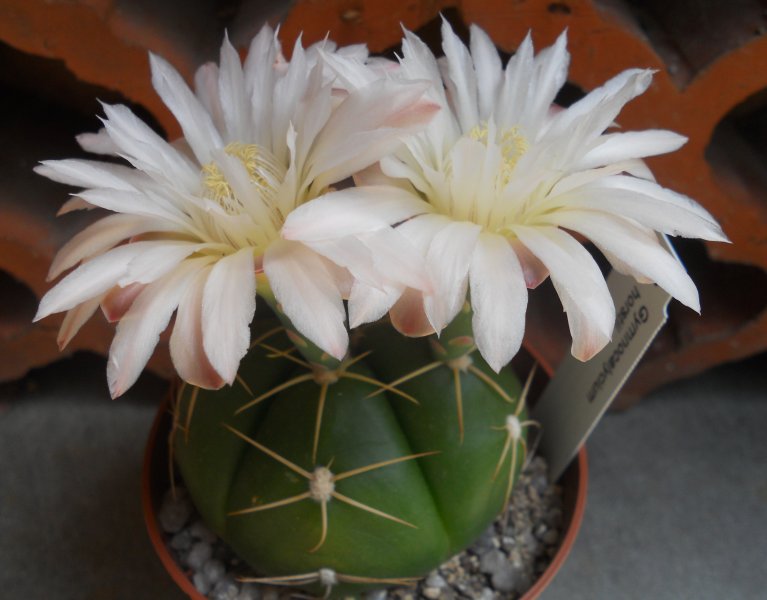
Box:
35 26 438 397
284 21 727 372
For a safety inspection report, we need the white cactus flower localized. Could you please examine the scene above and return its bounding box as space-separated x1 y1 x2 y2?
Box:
283 20 727 372
34 26 438 397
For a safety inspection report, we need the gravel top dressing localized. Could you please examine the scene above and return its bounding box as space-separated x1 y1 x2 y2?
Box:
159 456 563 600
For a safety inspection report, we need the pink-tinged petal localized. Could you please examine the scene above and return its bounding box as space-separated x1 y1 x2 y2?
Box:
35 243 159 321
547 209 700 311
264 239 348 360
389 287 435 337
469 233 527 372
57 296 103 350
307 78 439 190
57 197 94 215
171 266 225 390
201 248 257 385
281 185 431 243
101 282 146 322
149 53 223 164
48 214 161 281
509 239 549 288
107 258 208 398
348 281 403 328
513 225 615 361
423 220 482 330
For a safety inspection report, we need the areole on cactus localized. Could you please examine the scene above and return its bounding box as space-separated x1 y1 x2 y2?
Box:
171 305 533 598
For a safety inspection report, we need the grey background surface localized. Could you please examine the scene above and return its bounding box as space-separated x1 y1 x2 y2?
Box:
1 351 765 600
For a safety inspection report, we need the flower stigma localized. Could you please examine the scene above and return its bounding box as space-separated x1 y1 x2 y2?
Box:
201 142 285 215
469 122 529 186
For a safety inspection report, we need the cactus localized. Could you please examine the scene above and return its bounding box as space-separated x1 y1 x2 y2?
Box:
172 307 531 598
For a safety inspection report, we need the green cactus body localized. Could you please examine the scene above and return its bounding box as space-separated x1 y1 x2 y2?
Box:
173 318 528 598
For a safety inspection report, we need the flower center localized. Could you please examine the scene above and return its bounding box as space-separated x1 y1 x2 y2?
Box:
469 123 528 186
201 142 285 215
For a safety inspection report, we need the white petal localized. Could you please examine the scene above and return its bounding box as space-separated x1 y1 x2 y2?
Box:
35 159 139 191
101 103 199 191
194 62 225 133
281 185 431 242
563 175 728 241
348 281 403 328
470 24 502 121
424 220 482 330
264 239 348 360
76 129 119 155
76 188 186 226
575 130 687 171
440 17 478 131
119 241 211 286
48 214 163 281
218 33 251 142
172 265 226 389
150 52 224 164
35 243 159 321
497 32 534 130
107 258 206 397
469 233 527 372
521 31 569 133
547 209 700 311
513 226 615 361
201 248 257 384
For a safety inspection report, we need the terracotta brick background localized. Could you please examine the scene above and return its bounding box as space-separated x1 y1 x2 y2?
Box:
1 0 765 407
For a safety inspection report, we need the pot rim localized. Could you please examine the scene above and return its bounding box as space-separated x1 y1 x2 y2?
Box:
142 398 588 600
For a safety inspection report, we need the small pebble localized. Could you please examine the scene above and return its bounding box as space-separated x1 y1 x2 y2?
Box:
365 590 387 600
192 571 211 595
479 549 507 575
422 587 441 599
203 558 226 585
169 529 193 551
158 489 193 533
210 576 240 600
190 520 218 544
237 583 260 600
424 573 446 589
185 541 212 570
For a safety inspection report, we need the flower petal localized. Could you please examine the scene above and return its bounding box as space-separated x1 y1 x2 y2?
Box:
546 209 700 311
389 286 435 337
107 257 207 397
201 247 257 385
424 220 482 330
575 130 687 171
281 185 431 243
101 282 146 322
57 296 103 350
264 239 348 360
348 280 403 328
513 225 614 361
47 213 163 281
439 17 478 131
150 52 224 164
218 32 252 143
469 233 527 372
171 265 226 389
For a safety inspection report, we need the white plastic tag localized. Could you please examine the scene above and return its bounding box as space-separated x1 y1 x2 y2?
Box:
532 235 680 480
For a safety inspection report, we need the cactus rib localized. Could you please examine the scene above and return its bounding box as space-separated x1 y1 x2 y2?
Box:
224 423 436 552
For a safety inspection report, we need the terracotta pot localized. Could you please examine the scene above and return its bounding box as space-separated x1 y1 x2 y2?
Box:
142 398 588 600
